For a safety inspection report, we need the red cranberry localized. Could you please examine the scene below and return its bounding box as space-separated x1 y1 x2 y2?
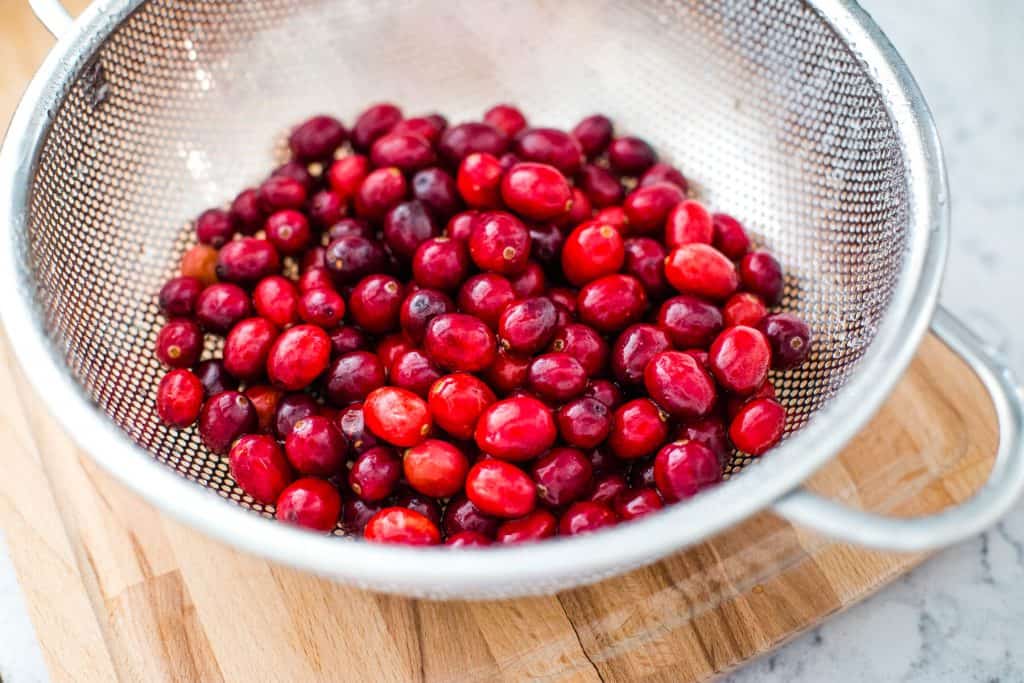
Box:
608 136 657 176
578 164 624 208
572 114 613 158
194 283 250 333
245 384 283 433
559 501 617 536
412 167 462 220
550 323 608 377
561 221 624 286
548 288 578 316
325 235 388 287
355 167 407 220
446 210 480 242
392 116 445 145
229 188 265 236
271 393 317 440
483 350 531 394
531 447 592 507
498 296 558 354
351 103 402 152
730 398 786 456
412 237 470 291
624 182 685 233
506 263 543 301
709 326 771 395
342 498 384 535
610 324 671 385
712 213 751 260
216 238 281 286
403 439 469 498
271 161 314 192
394 490 444 529
194 359 236 396
501 162 572 221
267 324 330 390
302 246 327 272
276 478 341 532
740 251 784 304
195 208 235 247
563 186 593 227
678 417 730 464
348 274 403 333
428 373 496 440
457 273 516 329
422 313 497 372
365 507 440 546
495 510 556 544
252 276 298 327
468 211 531 275
299 267 334 294
512 128 583 175
327 155 370 202
295 288 344 328
577 274 648 333
228 434 292 503
583 379 622 409
371 132 435 172
200 391 257 454
284 415 348 476
758 313 812 370
640 162 688 192
654 440 722 502
622 237 670 299
588 472 628 505
474 396 556 462
594 206 629 232
645 351 717 418
465 460 536 518
721 293 765 328
614 488 663 521
382 200 438 261
363 387 431 447
609 398 668 460
377 333 414 371
390 349 442 397
223 317 277 380
443 495 499 538
323 351 386 406
439 122 508 166
446 531 493 547
258 175 307 212
665 200 713 248
155 319 202 368
457 153 504 209
158 276 202 318
527 353 587 402
484 104 528 137
400 288 454 342
265 210 312 256
156 369 204 428
665 244 739 301
337 403 379 454
657 295 723 348
289 114 347 161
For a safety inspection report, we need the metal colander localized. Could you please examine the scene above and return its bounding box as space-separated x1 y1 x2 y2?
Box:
3 0 1023 598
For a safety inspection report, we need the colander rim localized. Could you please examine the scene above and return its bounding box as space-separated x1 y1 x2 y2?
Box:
0 0 948 596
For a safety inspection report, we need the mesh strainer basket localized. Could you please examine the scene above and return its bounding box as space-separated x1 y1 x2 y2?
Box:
3 0 1023 598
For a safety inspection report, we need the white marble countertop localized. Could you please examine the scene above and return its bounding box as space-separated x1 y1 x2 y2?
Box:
1 1 1022 681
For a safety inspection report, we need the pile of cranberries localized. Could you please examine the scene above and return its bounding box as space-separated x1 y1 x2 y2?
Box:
154 103 812 547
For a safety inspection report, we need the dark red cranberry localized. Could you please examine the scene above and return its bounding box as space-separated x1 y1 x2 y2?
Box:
495 510 556 544
608 136 657 175
347 274 402 334
308 190 345 229
364 507 440 546
654 440 722 502
657 295 723 348
468 210 531 275
484 104 528 137
275 478 341 532
371 132 435 172
509 261 546 299
377 333 414 371
548 288 577 316
158 276 202 317
156 369 204 428
438 122 509 166
195 208 235 247
342 498 384 535
527 353 587 403
615 488 663 521
327 155 370 202
323 351 386 405
252 275 298 327
390 349 442 397
266 324 330 390
155 319 202 368
465 460 536 518
382 200 438 261
611 324 671 385
577 274 648 333
712 213 751 260
572 114 613 158
640 163 688 193
588 472 629 505
355 167 407 220
351 103 402 152
229 188 265 235
302 247 327 272
443 495 499 538
271 161 314 191
740 251 784 304
644 350 718 419
624 182 685 233
559 501 617 535
271 393 317 440
217 237 282 286
194 359 236 396
722 292 767 328
474 396 556 461
532 447 592 506
428 373 496 440
609 398 668 460
498 296 558 354
631 459 656 489
562 221 625 286
399 289 454 343
500 162 572 221
665 244 739 301
200 391 257 454
284 415 348 476
550 323 608 377
446 531 493 547
412 237 470 292
298 267 335 294
457 273 516 329
758 313 812 370
298 287 345 328
578 164 624 208
327 217 374 241
194 283 250 333
483 350 531 394
228 434 292 503
363 387 431 447
392 116 446 145
457 152 504 209
678 416 730 465
337 403 379 454
563 186 593 226
403 439 469 498
665 200 712 248
258 175 307 212
289 114 347 161
324 235 388 287
445 210 479 242
412 167 462 223
512 128 583 175
424 312 497 372
708 326 771 395
223 317 277 380
393 490 443 528
730 398 786 455
245 384 283 433
498 153 520 172
622 237 670 299
583 379 622 409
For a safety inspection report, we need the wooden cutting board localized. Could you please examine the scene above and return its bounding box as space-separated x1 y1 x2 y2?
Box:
0 4 999 681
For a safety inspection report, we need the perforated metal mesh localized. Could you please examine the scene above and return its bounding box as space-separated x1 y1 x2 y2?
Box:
25 0 906 521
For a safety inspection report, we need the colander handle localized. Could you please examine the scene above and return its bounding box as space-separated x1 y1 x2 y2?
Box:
772 306 1024 551
29 0 73 38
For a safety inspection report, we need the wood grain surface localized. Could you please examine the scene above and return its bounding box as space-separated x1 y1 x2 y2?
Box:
0 4 1000 681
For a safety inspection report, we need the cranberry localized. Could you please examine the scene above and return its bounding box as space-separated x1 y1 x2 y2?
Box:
559 501 617 536
155 318 203 369
484 104 528 138
608 398 668 460
179 246 217 287
631 459 656 489
393 490 443 528
156 369 204 428
583 379 622 409
377 333 415 371
550 323 608 377
443 495 499 538
624 182 685 233
608 136 657 176
323 351 386 405
302 247 327 272
327 155 370 202
382 200 439 261
371 132 436 172
229 188 266 236
399 289 454 343
531 447 592 506
739 251 784 305
563 187 593 226
424 313 497 372
244 384 283 433
483 350 531 394
392 116 446 145
428 373 496 440
614 488 663 521
272 160 314 192
347 274 403 333
295 268 330 294
578 164 624 208
501 162 572 221
665 200 713 248
200 391 257 454
390 349 442 397
324 220 371 244
438 122 508 166
468 211 531 275
445 210 480 242
402 439 469 498
269 394 316 440
446 531 493 547
295 287 343 328
665 244 739 301
351 103 402 151
474 396 556 461
252 276 298 327
496 510 557 544
227 434 292 503
719 293 764 329
678 417 730 464
261 211 309 256
216 238 281 285
498 153 520 171
194 283 250 333
457 273 516 329
758 313 812 370
258 175 307 212
342 498 384 535
712 213 751 260
572 114 613 158
640 163 688 193
325 235 388 287
512 128 583 175
412 237 469 292
609 324 669 385
363 387 431 447
337 403 379 454
347 446 402 502
457 153 504 208
465 460 536 518
594 206 629 231
195 359 237 395
195 208 235 247
355 167 407 220
527 353 587 403
577 274 648 333
364 507 440 546
498 296 559 354
644 350 717 418
654 440 722 502
655 295 721 348
275 478 341 532
159 274 201 317
548 288 578 316
588 472 629 505
561 221 625 286
266 324 330 390
289 114 347 161
222 317 276 380
708 326 771 395
412 167 462 220
622 237 669 299
284 415 347 476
